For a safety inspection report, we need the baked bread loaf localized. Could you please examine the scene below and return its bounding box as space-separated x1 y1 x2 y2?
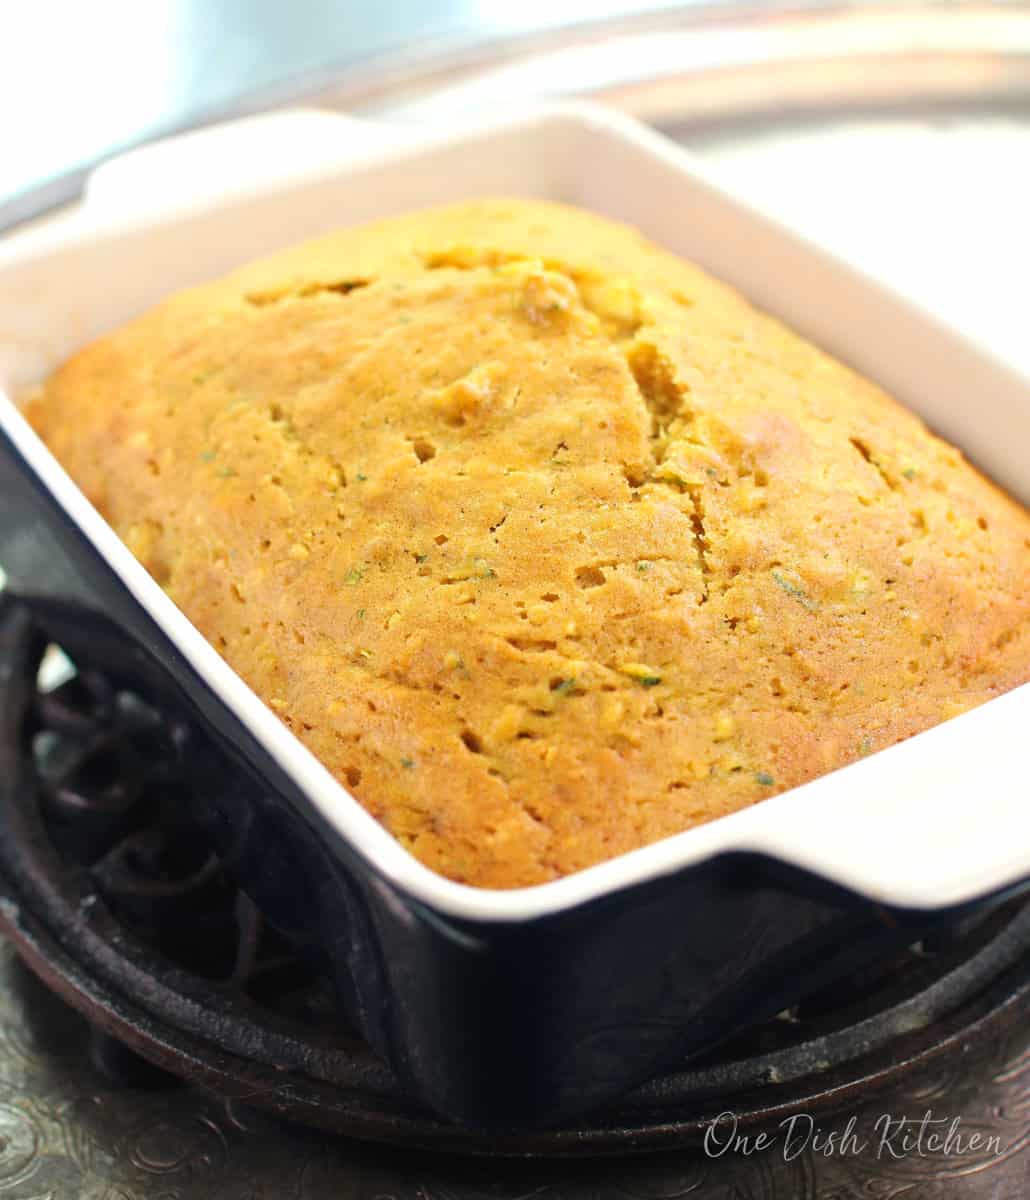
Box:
28 199 1030 888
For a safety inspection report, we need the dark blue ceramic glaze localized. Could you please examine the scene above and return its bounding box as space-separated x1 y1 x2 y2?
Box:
0 424 1014 1130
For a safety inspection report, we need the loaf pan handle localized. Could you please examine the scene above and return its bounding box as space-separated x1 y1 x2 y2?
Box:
83 108 411 215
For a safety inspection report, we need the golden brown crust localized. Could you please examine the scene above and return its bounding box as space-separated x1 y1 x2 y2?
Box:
28 199 1030 888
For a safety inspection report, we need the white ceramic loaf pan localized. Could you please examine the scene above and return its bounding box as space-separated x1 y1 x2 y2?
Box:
0 104 1028 1129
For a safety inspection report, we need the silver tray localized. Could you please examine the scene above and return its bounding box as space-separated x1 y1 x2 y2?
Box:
1 4 1029 1195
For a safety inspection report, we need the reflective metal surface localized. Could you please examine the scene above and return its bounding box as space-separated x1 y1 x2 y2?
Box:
0 937 1026 1196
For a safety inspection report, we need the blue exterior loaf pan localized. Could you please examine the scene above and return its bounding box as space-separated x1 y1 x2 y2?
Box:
2 104 1029 1129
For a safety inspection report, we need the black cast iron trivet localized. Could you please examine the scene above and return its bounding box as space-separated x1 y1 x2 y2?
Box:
0 590 1028 1157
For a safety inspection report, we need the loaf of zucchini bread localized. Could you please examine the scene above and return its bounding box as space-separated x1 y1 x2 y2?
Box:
28 199 1030 887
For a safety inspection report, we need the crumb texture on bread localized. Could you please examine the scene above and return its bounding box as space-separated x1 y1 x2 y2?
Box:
28 199 1030 888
